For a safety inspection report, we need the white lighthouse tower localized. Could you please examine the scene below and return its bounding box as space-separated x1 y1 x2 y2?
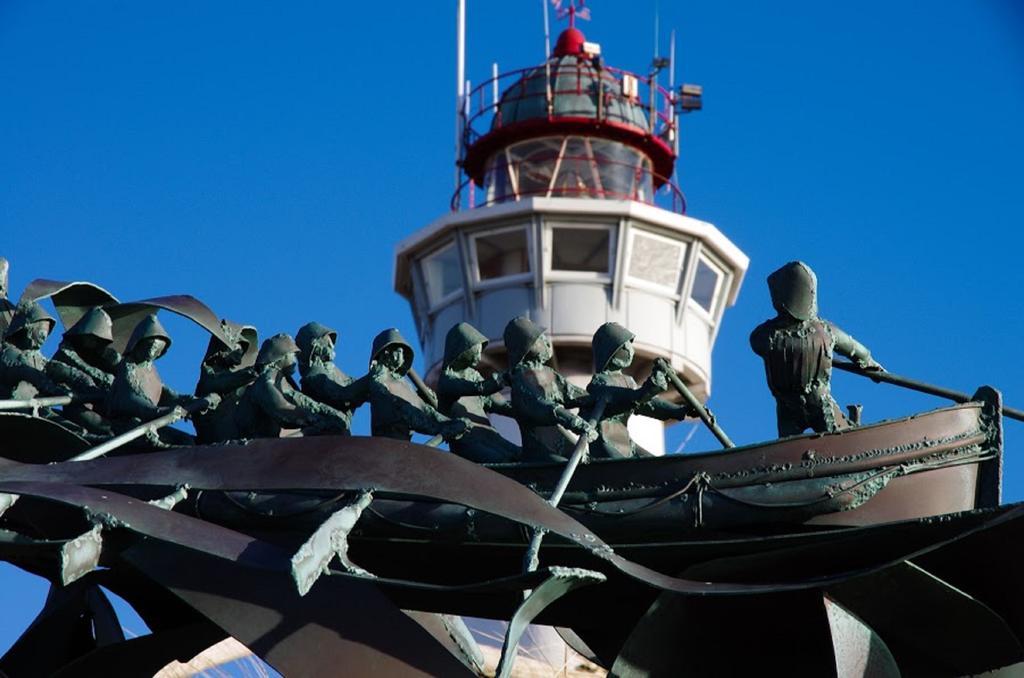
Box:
394 4 748 454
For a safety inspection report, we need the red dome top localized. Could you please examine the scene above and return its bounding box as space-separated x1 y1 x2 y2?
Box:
553 28 586 57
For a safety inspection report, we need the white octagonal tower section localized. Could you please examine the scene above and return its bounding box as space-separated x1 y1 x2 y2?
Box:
394 197 748 454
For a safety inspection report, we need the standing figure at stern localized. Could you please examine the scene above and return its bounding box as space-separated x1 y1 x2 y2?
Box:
750 261 883 437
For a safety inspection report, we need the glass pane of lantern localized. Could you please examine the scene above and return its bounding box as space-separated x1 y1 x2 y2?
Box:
508 138 562 199
628 232 684 289
592 139 632 198
551 227 610 273
484 152 515 203
475 228 530 280
691 259 720 313
551 137 598 199
422 243 463 305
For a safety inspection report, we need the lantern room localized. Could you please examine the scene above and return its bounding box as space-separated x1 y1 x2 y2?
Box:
457 24 685 213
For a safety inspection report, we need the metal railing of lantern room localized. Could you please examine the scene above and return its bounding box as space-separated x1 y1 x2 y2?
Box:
462 63 678 146
452 61 685 212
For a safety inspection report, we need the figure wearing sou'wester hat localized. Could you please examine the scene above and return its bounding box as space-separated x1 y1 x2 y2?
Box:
295 321 370 431
106 314 209 446
233 332 350 439
193 319 258 443
46 306 121 436
0 300 67 400
583 322 696 459
366 328 467 442
503 316 595 462
436 322 520 463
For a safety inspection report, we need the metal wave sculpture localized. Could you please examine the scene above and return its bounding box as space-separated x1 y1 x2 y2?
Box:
0 276 1021 677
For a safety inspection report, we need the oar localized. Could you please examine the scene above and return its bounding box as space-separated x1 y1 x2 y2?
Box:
70 397 217 462
833 361 1024 423
522 395 608 573
408 367 447 446
655 357 735 448
0 395 77 412
407 368 439 410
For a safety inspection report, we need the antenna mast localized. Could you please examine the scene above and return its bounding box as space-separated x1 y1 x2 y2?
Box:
542 0 551 58
455 0 467 195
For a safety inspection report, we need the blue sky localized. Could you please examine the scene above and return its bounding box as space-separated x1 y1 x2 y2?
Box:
1 0 1022 660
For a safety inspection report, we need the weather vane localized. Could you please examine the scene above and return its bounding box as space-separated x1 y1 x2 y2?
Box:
552 0 590 28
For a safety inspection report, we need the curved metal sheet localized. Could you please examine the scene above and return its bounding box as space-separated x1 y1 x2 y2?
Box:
912 508 1024 643
827 562 1024 674
0 483 474 676
116 538 474 677
238 324 259 367
52 621 226 678
0 580 124 677
611 590 837 677
106 295 231 352
1 438 1021 598
19 279 119 330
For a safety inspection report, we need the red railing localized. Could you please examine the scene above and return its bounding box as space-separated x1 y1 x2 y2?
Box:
461 62 678 153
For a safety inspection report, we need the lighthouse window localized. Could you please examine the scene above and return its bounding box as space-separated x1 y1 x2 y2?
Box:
627 231 686 291
691 258 722 314
551 226 611 273
472 227 531 281
421 243 463 306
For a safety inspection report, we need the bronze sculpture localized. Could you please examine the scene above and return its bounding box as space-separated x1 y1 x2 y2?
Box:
583 322 694 459
503 316 596 462
233 332 350 438
367 328 468 442
106 314 211 446
437 322 520 463
750 261 883 436
194 320 258 443
0 300 68 401
0 270 1021 677
296 321 369 430
46 307 120 436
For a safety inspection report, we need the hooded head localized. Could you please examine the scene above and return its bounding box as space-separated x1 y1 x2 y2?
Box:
125 314 172 361
369 328 414 375
5 300 56 347
66 307 115 344
443 322 488 370
202 319 251 367
65 306 115 357
256 333 300 372
503 316 547 368
767 261 818 321
296 321 338 366
592 322 636 372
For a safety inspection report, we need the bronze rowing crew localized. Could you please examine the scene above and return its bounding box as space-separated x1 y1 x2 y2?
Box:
0 257 885 459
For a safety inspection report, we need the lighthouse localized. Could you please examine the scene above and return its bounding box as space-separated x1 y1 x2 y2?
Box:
393 3 749 454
